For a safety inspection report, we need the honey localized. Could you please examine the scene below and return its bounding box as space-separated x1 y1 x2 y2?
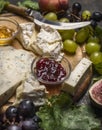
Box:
0 26 15 45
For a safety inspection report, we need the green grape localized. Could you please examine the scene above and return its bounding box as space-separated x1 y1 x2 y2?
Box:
76 28 89 44
82 10 91 20
59 29 75 41
85 42 101 55
63 39 78 53
94 62 102 75
87 36 100 43
44 12 58 21
90 51 102 64
59 17 69 23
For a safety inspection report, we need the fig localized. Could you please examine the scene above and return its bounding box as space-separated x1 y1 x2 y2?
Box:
89 79 102 108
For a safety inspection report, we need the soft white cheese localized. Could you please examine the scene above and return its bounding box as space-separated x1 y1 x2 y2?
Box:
37 26 62 44
34 25 63 57
14 73 47 106
17 23 63 58
62 58 92 95
17 22 37 51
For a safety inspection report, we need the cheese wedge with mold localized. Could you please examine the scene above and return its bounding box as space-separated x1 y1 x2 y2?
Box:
62 58 92 95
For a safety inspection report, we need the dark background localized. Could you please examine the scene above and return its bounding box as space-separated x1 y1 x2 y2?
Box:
8 0 102 26
8 0 102 12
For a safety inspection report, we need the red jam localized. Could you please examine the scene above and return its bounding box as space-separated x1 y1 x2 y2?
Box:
36 58 66 83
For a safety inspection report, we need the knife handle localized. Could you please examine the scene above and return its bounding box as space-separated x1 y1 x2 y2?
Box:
4 4 28 17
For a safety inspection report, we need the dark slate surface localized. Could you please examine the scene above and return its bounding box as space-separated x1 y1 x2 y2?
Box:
8 0 102 26
8 0 102 12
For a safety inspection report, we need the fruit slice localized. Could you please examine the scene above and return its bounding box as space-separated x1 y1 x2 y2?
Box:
89 79 102 108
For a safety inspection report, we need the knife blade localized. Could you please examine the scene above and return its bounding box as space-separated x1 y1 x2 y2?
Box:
28 9 91 30
5 4 91 30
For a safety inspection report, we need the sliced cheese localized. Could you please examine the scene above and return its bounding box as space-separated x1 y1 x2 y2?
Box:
62 58 92 95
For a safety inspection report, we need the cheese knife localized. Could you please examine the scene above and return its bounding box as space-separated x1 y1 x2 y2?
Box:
4 4 91 30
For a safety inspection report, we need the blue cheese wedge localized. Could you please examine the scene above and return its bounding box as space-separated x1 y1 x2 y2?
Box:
62 58 92 95
0 46 47 107
0 46 35 107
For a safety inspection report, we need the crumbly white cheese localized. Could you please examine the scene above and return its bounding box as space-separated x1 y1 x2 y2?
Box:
14 73 47 106
62 58 92 95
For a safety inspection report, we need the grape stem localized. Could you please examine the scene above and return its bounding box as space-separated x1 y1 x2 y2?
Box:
71 13 81 20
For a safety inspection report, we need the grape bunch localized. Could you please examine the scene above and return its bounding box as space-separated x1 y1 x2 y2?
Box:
43 2 102 75
0 99 42 130
43 2 102 24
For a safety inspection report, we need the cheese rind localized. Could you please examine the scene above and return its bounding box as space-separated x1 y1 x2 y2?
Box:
62 58 92 95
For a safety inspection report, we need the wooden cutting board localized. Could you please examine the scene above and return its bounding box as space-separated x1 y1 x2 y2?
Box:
0 13 92 111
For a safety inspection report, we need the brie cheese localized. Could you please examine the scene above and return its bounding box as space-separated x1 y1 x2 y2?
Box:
17 22 37 51
35 26 63 56
17 23 63 57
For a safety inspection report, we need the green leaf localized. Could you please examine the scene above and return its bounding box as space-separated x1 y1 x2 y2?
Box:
61 105 101 130
17 0 39 10
0 0 9 13
37 95 101 130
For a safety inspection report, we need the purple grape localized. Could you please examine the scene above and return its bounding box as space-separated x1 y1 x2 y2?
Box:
92 12 102 22
21 119 39 130
7 124 22 130
72 2 82 15
32 115 42 123
18 99 35 119
5 106 18 122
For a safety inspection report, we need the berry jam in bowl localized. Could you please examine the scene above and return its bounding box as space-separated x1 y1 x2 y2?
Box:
31 55 71 86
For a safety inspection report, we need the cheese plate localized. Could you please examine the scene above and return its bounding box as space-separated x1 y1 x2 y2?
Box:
0 11 102 130
0 13 93 110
